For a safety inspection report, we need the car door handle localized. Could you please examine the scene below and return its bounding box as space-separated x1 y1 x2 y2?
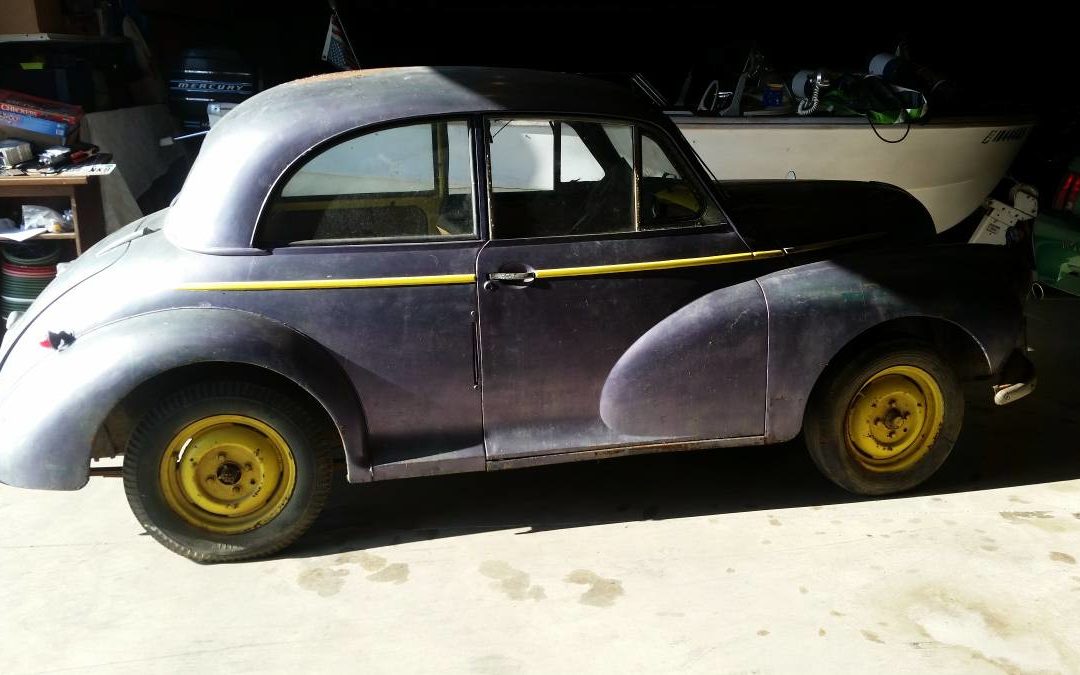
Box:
487 271 536 284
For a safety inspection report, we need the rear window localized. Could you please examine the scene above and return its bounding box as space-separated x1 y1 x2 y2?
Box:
259 120 475 246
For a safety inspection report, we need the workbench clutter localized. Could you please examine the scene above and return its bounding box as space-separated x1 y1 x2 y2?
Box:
0 89 115 177
1 242 58 324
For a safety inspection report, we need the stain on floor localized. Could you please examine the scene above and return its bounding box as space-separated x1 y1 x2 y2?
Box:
861 630 884 644
1050 552 1077 565
1000 511 1077 534
903 585 1073 673
368 562 409 584
298 567 349 597
470 653 523 675
336 551 388 572
480 561 545 601
335 550 408 583
1001 511 1053 521
565 569 624 607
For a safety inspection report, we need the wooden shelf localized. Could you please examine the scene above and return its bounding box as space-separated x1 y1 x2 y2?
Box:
0 175 105 255
0 175 91 187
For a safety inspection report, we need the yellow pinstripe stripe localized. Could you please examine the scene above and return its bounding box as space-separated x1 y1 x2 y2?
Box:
534 249 784 279
177 273 476 291
176 248 787 291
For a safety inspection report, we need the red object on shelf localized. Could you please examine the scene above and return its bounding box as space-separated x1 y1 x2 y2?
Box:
0 89 83 127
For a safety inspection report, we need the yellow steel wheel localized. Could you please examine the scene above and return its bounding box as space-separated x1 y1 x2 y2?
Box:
843 365 945 473
158 415 297 534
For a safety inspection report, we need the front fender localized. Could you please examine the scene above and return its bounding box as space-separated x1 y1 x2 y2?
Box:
0 308 367 490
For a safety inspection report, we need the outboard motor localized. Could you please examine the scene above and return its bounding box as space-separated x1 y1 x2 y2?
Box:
167 48 258 133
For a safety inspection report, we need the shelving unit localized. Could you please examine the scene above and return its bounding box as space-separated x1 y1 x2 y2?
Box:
0 174 105 255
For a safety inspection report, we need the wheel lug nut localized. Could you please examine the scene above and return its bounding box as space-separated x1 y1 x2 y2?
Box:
244 463 253 471
217 453 226 462
205 476 214 483
232 485 241 493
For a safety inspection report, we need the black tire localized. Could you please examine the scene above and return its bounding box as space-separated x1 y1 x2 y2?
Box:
123 380 335 563
804 341 963 496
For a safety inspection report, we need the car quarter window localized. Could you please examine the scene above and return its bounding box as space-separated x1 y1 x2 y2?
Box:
487 119 710 240
259 120 475 246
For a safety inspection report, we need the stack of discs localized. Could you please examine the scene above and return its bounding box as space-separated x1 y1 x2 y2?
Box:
2 244 60 322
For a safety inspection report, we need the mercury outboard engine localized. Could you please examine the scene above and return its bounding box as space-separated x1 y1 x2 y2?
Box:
167 48 257 132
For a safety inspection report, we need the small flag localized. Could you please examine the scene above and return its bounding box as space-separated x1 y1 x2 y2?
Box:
321 13 358 71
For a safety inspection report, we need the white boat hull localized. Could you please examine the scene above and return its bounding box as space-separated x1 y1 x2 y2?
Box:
674 116 1033 233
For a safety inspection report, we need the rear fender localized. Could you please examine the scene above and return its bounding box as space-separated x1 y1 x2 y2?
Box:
761 253 1021 443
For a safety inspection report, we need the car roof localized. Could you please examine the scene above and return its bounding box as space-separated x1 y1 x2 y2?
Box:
165 66 668 253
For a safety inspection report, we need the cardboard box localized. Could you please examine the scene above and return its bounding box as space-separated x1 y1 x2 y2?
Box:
0 0 98 36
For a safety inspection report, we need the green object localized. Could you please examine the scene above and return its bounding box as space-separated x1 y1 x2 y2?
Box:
822 76 928 124
1034 211 1080 296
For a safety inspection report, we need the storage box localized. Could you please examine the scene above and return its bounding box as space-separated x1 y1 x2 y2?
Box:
0 110 76 145
0 89 83 126
0 90 81 146
0 109 76 146
0 0 98 36
0 89 82 126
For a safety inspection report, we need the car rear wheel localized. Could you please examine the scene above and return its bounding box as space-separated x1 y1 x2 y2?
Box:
803 341 963 495
122 380 335 563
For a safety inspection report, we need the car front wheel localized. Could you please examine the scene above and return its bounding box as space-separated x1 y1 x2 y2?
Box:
804 341 963 495
122 380 335 563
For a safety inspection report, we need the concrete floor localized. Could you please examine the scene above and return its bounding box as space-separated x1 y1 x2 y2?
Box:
2 298 1079 674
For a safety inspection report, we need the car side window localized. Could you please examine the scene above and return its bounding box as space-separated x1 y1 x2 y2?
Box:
487 119 712 240
639 131 705 228
488 119 635 239
259 120 474 246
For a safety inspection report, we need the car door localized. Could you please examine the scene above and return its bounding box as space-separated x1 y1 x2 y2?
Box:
252 118 486 472
477 117 771 461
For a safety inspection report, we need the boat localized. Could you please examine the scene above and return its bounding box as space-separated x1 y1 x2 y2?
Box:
616 55 1034 235
673 114 1034 233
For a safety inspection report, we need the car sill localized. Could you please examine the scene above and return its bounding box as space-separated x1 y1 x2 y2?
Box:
486 435 767 471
